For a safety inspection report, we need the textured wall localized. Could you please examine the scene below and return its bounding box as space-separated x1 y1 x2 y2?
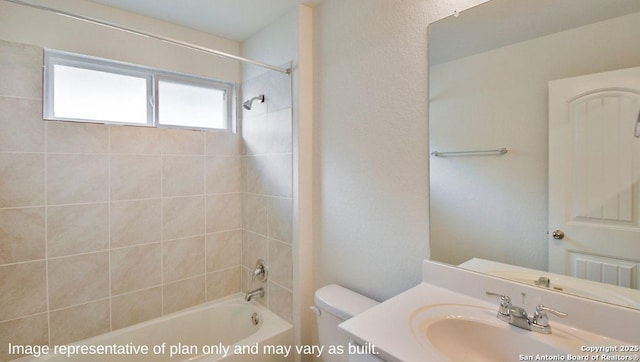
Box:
315 0 420 301
311 0 488 302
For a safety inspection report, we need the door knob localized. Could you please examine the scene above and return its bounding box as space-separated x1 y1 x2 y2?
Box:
552 230 565 240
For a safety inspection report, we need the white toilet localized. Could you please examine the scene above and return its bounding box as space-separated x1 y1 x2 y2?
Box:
312 284 379 362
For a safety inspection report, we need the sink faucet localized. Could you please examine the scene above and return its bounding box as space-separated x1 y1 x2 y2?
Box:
530 305 568 334
245 287 264 301
486 292 567 334
507 304 532 330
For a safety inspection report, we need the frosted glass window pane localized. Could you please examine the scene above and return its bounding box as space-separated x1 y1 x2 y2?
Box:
53 65 148 124
158 80 226 129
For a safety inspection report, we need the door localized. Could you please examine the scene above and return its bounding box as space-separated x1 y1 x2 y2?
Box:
548 66 640 289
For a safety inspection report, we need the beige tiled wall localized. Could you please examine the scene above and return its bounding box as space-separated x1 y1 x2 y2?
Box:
0 40 245 361
241 69 294 324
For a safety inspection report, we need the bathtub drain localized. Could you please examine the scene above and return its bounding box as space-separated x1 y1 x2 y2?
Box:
251 312 260 326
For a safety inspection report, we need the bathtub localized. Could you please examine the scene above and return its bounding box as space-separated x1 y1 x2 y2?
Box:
24 294 293 361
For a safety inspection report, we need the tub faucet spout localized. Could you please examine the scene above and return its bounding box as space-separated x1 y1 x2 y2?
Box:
245 287 264 301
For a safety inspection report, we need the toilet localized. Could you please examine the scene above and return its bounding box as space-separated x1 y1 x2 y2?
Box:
312 284 379 362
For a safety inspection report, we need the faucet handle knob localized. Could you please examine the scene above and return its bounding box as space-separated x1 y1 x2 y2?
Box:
486 292 511 305
252 259 268 283
533 305 567 328
486 292 512 321
536 305 567 317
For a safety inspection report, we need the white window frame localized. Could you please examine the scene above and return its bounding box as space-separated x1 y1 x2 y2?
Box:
154 74 233 131
43 49 235 132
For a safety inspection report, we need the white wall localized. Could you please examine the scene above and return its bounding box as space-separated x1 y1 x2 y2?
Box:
430 12 640 269
311 0 487 302
295 5 315 352
0 0 241 81
241 9 298 81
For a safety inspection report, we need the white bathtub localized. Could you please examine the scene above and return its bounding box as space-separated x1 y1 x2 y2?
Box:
25 294 293 361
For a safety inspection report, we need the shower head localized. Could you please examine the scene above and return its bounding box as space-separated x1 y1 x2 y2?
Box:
243 94 265 110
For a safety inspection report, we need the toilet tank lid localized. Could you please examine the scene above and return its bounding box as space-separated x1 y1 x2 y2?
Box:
314 284 379 321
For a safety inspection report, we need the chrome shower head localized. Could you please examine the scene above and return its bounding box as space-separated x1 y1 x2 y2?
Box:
243 94 265 110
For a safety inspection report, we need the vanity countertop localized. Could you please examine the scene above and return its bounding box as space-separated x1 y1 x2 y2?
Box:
339 261 640 362
339 282 492 362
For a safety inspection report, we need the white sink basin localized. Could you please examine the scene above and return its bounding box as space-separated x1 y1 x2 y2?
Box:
339 264 640 362
424 319 568 361
410 304 601 361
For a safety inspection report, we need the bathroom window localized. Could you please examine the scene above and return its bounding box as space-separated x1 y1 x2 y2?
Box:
43 49 234 131
157 79 228 130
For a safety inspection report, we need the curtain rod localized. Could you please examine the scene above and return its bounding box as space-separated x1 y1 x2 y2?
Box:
4 0 291 75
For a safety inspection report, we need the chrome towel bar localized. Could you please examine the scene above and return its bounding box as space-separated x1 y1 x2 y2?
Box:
431 147 508 157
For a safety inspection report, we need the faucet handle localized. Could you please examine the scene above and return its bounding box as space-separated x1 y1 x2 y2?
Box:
252 259 268 283
536 305 567 318
486 291 511 305
486 292 511 321
532 305 567 333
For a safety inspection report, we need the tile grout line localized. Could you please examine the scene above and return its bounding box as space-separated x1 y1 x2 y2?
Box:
6 123 282 342
266 140 271 311
160 132 165 316
107 125 113 333
240 134 246 296
203 133 208 302
0 83 274 347
44 118 51 347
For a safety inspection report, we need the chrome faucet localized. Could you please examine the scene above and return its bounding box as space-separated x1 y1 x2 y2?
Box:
245 259 268 302
486 292 567 334
530 305 568 334
507 304 533 330
245 287 264 302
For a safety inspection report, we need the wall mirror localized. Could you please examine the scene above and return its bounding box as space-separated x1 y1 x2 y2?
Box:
428 0 640 310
